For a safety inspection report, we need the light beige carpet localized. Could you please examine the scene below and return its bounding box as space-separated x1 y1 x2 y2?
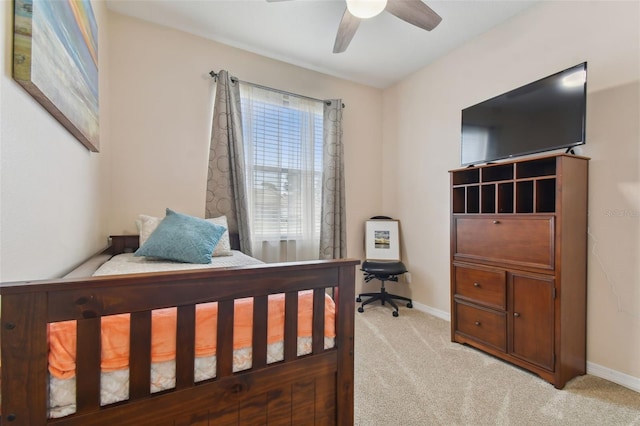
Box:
354 305 640 425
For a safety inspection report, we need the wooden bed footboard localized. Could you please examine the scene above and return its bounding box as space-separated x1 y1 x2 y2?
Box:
0 255 359 425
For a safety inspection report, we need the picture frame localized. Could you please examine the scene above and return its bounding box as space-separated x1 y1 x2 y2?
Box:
13 0 100 152
365 219 400 261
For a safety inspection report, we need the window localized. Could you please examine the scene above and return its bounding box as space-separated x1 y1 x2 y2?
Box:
239 84 324 262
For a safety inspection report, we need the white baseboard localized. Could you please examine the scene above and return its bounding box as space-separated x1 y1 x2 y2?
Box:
587 361 640 393
412 302 639 394
412 301 450 322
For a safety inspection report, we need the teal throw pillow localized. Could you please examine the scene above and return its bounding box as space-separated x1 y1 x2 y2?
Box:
134 208 226 264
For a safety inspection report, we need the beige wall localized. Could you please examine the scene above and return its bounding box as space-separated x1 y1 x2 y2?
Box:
586 80 639 384
106 11 383 271
0 0 112 281
383 0 639 386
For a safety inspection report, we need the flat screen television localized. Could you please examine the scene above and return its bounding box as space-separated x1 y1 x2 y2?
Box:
460 62 587 166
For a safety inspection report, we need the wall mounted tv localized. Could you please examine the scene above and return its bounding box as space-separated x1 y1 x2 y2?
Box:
461 62 587 166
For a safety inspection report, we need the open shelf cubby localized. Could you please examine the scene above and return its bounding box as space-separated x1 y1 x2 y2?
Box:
536 178 557 212
516 180 535 213
450 154 567 214
482 163 514 182
481 184 496 213
452 168 479 185
467 185 480 213
498 182 514 213
452 187 466 213
450 154 581 214
516 156 556 178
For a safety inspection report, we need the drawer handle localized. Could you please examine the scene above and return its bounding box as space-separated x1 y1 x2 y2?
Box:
474 321 481 326
473 282 480 287
493 220 500 224
514 312 520 318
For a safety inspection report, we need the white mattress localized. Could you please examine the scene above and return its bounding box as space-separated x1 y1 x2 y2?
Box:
48 251 335 418
93 250 264 276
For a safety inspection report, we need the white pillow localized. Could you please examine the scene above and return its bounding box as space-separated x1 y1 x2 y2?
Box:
137 214 163 246
136 214 232 257
206 216 233 256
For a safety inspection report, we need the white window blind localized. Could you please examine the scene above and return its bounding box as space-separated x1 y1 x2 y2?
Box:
239 84 324 261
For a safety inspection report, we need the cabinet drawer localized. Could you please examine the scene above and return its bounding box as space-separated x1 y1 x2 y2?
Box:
454 264 506 309
454 216 554 271
455 302 506 352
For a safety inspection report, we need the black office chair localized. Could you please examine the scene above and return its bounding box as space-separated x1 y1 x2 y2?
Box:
357 216 413 317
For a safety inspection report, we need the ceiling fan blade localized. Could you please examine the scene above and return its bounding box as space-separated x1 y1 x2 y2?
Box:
333 8 361 53
385 0 442 31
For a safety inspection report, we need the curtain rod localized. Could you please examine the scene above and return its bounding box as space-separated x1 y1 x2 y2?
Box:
209 71 345 108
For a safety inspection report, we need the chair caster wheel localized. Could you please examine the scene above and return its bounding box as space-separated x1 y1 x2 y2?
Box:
392 311 399 317
407 302 413 308
356 297 362 302
358 307 364 313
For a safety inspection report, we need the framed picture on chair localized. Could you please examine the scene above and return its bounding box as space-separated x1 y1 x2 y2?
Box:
365 219 401 261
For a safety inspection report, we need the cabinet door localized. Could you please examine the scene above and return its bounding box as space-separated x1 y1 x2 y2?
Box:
509 273 555 371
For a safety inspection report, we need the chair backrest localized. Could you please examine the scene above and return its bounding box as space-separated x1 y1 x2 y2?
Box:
364 217 401 261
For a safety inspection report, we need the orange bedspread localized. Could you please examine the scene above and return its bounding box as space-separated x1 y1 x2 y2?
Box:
48 290 335 379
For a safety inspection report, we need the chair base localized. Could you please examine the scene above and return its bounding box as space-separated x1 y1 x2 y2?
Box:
357 286 413 317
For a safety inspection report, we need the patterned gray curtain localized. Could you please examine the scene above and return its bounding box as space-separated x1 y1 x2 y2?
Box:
205 70 252 255
319 99 346 259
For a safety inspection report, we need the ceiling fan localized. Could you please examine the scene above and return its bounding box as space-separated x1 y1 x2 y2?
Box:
268 0 442 53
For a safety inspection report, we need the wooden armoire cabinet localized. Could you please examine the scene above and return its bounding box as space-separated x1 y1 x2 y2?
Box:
449 154 589 389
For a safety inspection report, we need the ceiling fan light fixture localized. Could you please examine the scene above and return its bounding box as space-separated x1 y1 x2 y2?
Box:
346 0 388 19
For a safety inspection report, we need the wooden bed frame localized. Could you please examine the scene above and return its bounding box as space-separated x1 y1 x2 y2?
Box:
1 236 359 425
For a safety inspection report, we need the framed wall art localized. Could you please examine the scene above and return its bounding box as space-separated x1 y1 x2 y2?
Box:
365 219 401 261
13 0 100 152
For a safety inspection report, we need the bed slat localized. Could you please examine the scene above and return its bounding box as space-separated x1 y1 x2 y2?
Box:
313 288 326 354
176 305 196 389
284 292 299 361
217 299 235 377
252 295 268 369
76 317 102 413
129 311 152 399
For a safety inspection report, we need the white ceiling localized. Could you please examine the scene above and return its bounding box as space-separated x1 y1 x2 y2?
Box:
105 0 540 89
